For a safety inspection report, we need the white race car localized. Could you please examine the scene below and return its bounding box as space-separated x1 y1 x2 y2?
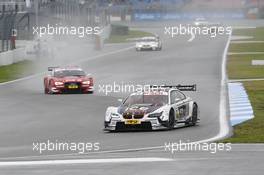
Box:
104 85 199 131
194 17 209 26
135 36 162 51
193 18 222 33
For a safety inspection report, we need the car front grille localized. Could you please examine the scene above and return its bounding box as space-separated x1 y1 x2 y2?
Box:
123 113 144 119
65 82 81 87
116 122 152 131
123 113 132 119
63 82 82 93
133 114 144 119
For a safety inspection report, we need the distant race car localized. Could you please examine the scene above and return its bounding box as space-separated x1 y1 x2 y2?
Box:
104 85 199 131
44 66 94 94
193 17 209 26
136 36 162 51
193 18 222 33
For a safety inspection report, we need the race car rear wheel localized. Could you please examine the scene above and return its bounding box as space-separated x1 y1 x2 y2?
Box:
191 104 198 126
167 109 175 130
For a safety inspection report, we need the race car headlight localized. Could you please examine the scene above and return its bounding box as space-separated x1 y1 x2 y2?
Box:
148 112 163 118
82 80 90 85
111 113 120 118
54 81 64 86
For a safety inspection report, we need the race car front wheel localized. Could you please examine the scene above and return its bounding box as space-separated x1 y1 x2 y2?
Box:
44 87 49 94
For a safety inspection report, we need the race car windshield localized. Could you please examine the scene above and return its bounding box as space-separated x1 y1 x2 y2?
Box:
140 39 157 42
123 95 168 107
54 70 86 77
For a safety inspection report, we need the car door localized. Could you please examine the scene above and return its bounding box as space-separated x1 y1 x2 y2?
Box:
176 91 189 120
170 90 188 120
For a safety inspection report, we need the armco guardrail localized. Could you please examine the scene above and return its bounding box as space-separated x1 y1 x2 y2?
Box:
228 82 254 126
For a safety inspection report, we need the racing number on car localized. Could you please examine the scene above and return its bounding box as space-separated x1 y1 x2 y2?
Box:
178 105 187 119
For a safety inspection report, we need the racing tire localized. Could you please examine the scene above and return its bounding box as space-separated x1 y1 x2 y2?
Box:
44 87 49 94
47 80 55 95
47 87 53 94
167 110 175 130
191 104 198 126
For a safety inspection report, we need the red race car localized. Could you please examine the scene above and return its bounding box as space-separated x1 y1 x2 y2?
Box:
44 66 94 94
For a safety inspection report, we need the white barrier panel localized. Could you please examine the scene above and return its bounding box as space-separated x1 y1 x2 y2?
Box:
0 47 27 66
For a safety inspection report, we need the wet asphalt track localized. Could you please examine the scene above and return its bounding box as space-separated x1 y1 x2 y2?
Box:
0 25 228 158
1 144 263 175
0 22 252 174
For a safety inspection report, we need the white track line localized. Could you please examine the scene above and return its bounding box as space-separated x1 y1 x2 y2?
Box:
232 26 257 29
0 72 46 86
228 52 264 55
0 157 172 167
196 32 232 143
229 78 264 82
231 41 264 44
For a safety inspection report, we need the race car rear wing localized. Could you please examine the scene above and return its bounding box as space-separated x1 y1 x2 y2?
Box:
48 67 59 71
150 84 197 91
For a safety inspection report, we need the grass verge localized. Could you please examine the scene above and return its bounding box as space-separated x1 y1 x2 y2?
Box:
229 43 264 52
232 27 264 41
0 60 34 83
105 30 154 43
228 54 264 79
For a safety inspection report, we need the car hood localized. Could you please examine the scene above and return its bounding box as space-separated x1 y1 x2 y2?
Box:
118 104 162 115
